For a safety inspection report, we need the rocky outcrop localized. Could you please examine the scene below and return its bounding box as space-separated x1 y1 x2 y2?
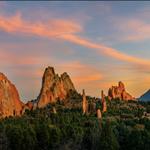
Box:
101 90 107 112
25 101 33 110
37 66 76 108
0 73 23 117
82 89 88 115
108 81 135 101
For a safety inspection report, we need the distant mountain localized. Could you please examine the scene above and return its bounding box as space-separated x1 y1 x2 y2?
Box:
139 89 150 102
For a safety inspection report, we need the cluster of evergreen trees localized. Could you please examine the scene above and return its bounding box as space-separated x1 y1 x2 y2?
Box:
0 100 150 150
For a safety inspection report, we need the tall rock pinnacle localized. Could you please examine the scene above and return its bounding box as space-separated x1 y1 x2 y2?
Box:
0 73 23 117
82 89 88 115
101 90 107 112
37 66 76 108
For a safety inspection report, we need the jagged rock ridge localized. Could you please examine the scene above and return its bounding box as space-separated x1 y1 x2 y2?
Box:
37 66 76 108
0 73 24 117
108 81 135 101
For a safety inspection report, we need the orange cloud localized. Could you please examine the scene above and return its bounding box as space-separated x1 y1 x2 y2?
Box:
73 74 102 83
11 60 103 84
0 13 150 68
0 13 81 37
54 61 103 84
0 49 50 66
61 34 150 66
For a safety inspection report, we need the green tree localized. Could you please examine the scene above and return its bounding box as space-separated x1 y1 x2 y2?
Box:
6 125 24 150
22 126 37 150
35 123 49 150
99 120 119 150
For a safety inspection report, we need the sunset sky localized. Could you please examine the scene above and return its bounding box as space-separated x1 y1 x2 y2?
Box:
0 1 150 102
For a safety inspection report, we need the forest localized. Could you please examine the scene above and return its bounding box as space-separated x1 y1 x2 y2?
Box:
0 98 150 150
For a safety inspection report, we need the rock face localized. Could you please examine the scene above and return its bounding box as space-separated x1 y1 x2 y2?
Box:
0 73 23 117
108 81 134 101
37 66 76 108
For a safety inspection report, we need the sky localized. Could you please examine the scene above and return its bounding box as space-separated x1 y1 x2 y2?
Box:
0 1 150 102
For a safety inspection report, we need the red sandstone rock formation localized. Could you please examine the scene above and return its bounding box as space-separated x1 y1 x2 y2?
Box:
82 89 88 115
0 73 23 117
37 66 76 108
101 90 107 112
97 108 102 128
108 81 135 101
25 101 33 110
97 109 102 119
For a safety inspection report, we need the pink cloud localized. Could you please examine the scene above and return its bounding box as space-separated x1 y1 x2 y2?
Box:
51 61 103 85
73 74 102 83
0 13 81 37
0 13 150 68
9 60 103 86
0 49 46 66
61 34 150 66
112 17 150 42
57 61 103 83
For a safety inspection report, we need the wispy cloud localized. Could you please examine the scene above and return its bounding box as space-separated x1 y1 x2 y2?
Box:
0 12 81 37
0 48 46 66
61 34 150 66
0 13 150 69
116 18 150 42
51 61 103 84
